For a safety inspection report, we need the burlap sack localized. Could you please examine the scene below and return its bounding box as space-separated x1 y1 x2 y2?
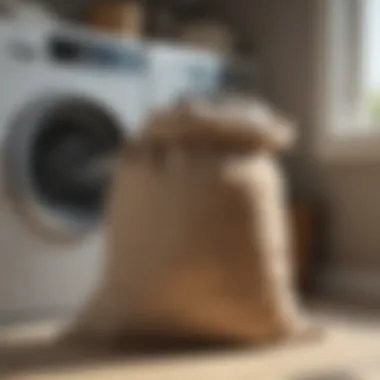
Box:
64 96 314 347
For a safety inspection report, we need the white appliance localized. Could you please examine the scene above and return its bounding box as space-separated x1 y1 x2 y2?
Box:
0 20 151 322
0 21 225 323
148 42 224 109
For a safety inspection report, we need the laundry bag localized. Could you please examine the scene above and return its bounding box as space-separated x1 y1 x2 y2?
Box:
64 96 315 347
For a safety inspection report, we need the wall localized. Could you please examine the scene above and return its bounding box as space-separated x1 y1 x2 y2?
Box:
224 0 317 182
228 0 380 298
37 0 92 19
36 0 380 295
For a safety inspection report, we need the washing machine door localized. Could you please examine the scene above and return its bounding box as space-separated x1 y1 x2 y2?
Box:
3 94 124 243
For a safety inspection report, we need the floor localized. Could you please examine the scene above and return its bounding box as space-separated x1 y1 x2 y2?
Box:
1 301 380 380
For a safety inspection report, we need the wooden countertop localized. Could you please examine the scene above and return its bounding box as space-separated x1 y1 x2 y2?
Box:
1 301 380 380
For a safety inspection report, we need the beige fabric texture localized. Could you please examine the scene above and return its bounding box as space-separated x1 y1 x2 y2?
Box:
64 96 311 347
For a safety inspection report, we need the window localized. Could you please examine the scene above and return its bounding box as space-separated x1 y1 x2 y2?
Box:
362 0 380 125
316 0 380 161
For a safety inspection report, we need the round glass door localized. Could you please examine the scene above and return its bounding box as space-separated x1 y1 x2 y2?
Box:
4 95 124 242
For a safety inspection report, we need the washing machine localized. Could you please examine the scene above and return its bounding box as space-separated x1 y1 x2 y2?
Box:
0 20 151 322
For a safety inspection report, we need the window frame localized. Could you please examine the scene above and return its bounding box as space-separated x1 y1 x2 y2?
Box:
315 0 380 163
